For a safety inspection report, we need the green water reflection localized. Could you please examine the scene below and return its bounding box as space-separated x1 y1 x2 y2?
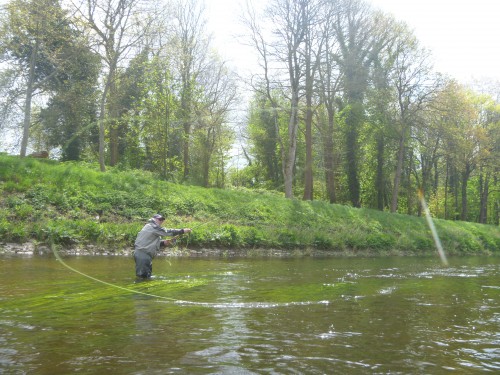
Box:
1 254 500 374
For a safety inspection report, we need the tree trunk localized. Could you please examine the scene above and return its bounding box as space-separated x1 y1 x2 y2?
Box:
303 35 314 201
376 134 385 211
202 128 215 187
323 109 336 204
109 123 119 166
345 103 362 207
183 121 191 179
98 75 110 172
20 38 39 157
181 79 192 180
284 89 300 199
461 163 471 221
495 173 499 226
303 87 313 201
391 125 406 212
444 160 449 220
108 76 119 166
478 170 489 224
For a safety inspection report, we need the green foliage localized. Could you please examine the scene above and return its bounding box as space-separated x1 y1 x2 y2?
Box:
245 91 287 189
0 154 498 255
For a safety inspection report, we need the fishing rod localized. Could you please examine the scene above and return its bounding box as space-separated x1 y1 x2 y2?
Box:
52 245 328 309
51 219 218 300
51 244 179 301
164 219 215 245
51 222 330 309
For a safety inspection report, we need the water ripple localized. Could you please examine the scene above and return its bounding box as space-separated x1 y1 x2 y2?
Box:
171 300 331 309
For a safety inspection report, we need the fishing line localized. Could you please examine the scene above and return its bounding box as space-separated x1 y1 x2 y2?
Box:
52 245 329 308
52 244 179 301
51 220 332 308
51 221 215 301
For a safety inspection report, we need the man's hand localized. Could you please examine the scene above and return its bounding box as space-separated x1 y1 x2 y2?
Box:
183 228 192 234
162 239 176 247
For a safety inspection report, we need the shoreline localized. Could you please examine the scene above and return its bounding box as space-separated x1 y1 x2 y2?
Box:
2 241 490 259
0 242 317 258
0 241 415 258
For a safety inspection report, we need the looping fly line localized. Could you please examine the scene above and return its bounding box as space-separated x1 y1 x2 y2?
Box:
52 245 179 301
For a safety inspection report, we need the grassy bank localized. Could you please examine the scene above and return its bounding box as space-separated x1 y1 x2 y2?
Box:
0 154 498 256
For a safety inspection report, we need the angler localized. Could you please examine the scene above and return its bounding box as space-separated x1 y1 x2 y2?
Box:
133 214 192 279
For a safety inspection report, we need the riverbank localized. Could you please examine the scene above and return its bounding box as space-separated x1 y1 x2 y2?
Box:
0 242 305 257
1 155 499 256
0 241 422 258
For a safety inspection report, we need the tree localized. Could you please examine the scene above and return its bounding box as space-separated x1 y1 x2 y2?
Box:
478 98 500 224
170 0 211 181
301 0 323 201
272 0 308 199
0 0 79 157
246 0 309 198
242 0 286 189
429 81 497 222
38 39 100 161
245 89 287 188
387 28 437 213
71 0 154 171
138 53 179 178
315 0 342 204
31 15 101 161
332 0 393 207
191 56 238 187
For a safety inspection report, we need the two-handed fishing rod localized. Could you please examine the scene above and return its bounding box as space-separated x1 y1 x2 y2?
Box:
51 218 330 308
164 219 215 245
51 243 180 301
52 218 218 300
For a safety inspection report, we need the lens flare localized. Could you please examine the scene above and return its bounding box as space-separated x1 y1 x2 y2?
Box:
418 190 448 266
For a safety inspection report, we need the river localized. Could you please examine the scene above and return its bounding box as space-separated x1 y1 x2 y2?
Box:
1 254 500 374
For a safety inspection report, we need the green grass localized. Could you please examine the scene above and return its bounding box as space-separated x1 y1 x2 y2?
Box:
0 154 499 256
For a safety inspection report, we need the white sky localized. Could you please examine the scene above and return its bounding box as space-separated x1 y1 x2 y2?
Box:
369 0 500 82
1 0 496 83
206 0 500 84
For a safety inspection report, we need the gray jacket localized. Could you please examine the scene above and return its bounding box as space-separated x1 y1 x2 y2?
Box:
134 219 184 257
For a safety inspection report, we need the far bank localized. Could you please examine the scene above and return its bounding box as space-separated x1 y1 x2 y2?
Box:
1 155 499 256
1 241 498 260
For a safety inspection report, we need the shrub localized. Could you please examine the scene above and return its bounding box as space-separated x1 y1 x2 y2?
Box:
277 229 299 249
10 224 29 242
365 233 396 250
313 235 333 250
41 222 82 245
207 225 243 248
14 203 34 220
3 180 26 193
242 226 267 247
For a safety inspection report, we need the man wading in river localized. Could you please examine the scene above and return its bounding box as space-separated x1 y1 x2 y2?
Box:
134 214 192 279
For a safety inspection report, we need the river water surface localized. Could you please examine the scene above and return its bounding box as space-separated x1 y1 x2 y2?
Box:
1 254 500 374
